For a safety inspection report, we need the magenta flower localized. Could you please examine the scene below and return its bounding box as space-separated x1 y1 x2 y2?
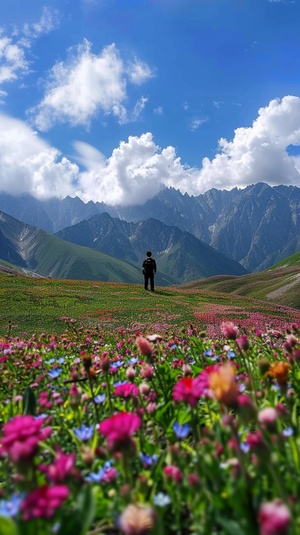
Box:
0 415 52 464
114 383 139 398
172 373 209 408
20 484 69 520
258 499 291 535
39 450 76 483
99 412 141 447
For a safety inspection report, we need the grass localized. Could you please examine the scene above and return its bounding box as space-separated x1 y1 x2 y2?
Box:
1 270 300 337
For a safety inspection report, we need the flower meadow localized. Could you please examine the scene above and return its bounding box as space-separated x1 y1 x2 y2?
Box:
1 319 300 535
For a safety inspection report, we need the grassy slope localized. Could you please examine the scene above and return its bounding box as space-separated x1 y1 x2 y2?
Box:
1 266 300 337
179 253 300 309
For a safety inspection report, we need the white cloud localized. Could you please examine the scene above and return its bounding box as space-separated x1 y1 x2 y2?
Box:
28 41 153 130
0 8 59 90
1 96 300 205
0 113 78 199
73 132 186 205
154 106 163 115
197 95 300 191
190 117 208 131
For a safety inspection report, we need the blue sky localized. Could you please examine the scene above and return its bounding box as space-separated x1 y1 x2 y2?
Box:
0 0 300 205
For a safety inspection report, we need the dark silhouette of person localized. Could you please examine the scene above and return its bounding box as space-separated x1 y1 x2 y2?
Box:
142 251 157 291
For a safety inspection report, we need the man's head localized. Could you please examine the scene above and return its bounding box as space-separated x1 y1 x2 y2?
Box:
146 251 152 257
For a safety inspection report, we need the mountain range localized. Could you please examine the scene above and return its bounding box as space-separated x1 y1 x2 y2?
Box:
0 181 299 283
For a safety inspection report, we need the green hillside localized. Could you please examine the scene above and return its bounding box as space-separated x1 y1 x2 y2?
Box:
179 253 300 309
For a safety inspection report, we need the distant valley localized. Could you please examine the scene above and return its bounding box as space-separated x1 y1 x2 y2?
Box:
0 181 299 284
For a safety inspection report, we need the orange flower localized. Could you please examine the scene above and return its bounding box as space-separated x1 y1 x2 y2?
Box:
268 362 290 385
209 364 239 407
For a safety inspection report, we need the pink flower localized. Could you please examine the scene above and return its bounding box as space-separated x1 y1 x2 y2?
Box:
172 373 209 408
258 500 291 535
39 450 76 483
237 334 249 351
21 484 69 520
99 412 141 447
164 465 183 483
136 337 154 357
258 407 278 432
1 415 52 464
221 321 239 340
140 364 154 380
114 383 139 398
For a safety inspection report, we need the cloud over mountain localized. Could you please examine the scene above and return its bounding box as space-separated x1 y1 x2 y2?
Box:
1 96 300 204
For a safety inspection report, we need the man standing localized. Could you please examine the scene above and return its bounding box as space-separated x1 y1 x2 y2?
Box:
142 251 157 291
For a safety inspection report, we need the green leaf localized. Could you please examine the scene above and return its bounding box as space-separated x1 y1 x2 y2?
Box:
56 486 96 535
0 517 19 535
76 485 96 534
22 387 36 416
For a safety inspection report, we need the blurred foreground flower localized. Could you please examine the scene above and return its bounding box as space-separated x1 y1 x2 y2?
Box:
0 415 52 464
119 503 156 535
267 362 290 386
258 499 291 535
20 484 69 520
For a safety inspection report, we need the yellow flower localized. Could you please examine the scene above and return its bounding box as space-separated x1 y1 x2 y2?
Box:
209 364 239 407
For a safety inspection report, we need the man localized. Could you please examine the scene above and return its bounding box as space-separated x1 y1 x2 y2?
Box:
142 251 157 291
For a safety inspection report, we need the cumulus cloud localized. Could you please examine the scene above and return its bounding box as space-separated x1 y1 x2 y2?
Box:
0 8 59 90
28 41 154 130
197 95 300 191
1 96 300 204
0 113 78 199
73 133 186 205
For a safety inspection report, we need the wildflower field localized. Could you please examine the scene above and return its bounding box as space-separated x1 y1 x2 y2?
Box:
1 274 300 534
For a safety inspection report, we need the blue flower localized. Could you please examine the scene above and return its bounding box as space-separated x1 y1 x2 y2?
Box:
57 357 65 364
240 442 250 453
172 421 190 439
129 357 138 365
110 361 124 369
0 493 24 517
153 493 171 507
203 349 213 357
94 394 106 404
85 461 112 482
48 368 62 379
140 452 158 467
283 427 293 437
74 424 94 441
227 351 236 359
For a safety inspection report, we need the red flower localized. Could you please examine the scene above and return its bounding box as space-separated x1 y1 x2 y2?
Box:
99 412 141 447
172 373 209 408
1 415 52 464
21 484 69 520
